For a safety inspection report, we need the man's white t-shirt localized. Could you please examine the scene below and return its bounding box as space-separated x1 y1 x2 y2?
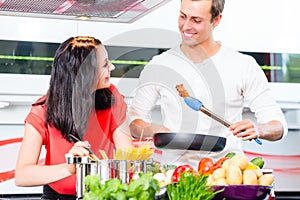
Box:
129 44 287 168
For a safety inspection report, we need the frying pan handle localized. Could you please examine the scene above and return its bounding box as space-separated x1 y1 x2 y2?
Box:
254 138 263 145
183 97 262 145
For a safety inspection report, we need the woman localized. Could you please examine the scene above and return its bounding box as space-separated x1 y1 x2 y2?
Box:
15 36 133 199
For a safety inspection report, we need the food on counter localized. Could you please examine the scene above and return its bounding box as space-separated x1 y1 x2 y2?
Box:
146 162 177 187
146 161 162 174
115 143 154 160
215 157 229 166
199 154 274 186
250 157 265 168
229 154 249 171
153 172 167 183
198 157 214 175
83 173 160 200
243 170 258 185
171 164 195 183
146 162 176 174
98 143 154 160
226 164 243 185
152 169 175 187
212 168 226 180
225 152 236 158
258 173 275 186
167 171 223 200
197 157 231 176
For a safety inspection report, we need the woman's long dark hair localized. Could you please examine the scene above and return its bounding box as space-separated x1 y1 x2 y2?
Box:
46 36 107 141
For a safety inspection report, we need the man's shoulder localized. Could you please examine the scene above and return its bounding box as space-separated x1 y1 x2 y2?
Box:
149 47 180 63
220 45 257 63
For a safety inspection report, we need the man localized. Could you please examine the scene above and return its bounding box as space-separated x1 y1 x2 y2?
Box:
128 0 287 168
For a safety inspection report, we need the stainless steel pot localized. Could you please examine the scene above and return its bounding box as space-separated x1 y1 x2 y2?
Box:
66 156 147 199
97 160 146 184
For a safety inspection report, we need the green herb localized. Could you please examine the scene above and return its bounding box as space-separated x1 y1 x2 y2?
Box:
146 162 161 174
162 164 177 172
167 171 223 200
83 173 160 200
146 162 177 174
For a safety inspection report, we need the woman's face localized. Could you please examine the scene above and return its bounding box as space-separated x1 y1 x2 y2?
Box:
95 45 115 89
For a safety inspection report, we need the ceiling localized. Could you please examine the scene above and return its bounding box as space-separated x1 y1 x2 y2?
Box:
0 0 171 23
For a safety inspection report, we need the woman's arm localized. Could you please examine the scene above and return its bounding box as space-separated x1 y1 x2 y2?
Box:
15 123 87 187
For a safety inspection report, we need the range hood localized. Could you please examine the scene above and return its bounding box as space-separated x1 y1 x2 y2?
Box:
0 0 171 23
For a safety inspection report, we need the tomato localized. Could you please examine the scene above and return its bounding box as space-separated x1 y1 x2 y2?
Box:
216 157 229 166
128 168 134 182
198 158 214 175
209 163 222 174
171 164 194 183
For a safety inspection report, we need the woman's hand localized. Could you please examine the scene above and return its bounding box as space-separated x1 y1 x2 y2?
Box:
67 141 90 156
229 119 260 141
65 141 91 175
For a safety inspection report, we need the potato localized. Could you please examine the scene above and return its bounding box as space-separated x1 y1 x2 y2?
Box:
213 168 226 180
258 174 274 186
243 170 258 185
215 178 227 186
229 154 248 171
222 158 231 171
226 165 243 185
253 169 263 179
206 174 215 186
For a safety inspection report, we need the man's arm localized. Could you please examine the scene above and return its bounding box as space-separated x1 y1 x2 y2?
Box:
256 120 284 141
230 119 284 142
129 119 170 138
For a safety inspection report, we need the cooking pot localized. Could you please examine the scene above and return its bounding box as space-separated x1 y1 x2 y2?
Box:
66 156 147 199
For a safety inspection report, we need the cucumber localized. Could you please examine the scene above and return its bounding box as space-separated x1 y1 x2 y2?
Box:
250 157 264 169
225 152 236 158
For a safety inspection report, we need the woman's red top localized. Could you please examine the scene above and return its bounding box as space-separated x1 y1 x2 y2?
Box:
24 84 127 195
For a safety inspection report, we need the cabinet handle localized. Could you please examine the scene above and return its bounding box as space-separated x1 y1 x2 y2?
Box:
0 102 9 108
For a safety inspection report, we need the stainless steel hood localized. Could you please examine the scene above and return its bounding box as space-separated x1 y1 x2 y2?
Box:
0 0 171 23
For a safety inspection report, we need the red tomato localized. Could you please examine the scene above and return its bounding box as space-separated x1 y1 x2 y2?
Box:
208 157 229 174
216 157 229 166
209 163 222 174
198 158 214 175
128 168 134 183
171 164 194 183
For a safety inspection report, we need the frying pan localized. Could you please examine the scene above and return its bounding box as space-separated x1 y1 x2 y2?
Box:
153 132 226 152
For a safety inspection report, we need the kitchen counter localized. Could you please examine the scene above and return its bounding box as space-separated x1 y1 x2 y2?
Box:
2 192 300 200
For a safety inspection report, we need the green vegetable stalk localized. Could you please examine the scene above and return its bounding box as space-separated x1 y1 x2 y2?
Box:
250 157 265 169
83 173 160 200
167 171 223 200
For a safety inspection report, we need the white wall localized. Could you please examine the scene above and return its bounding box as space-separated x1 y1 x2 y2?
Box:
1 0 300 53
1 0 300 117
215 0 300 54
0 1 181 48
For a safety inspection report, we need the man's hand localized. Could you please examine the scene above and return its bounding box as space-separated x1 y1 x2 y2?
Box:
129 119 171 138
229 119 260 141
230 119 284 141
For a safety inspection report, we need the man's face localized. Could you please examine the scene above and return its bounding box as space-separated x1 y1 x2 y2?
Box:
178 0 217 47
